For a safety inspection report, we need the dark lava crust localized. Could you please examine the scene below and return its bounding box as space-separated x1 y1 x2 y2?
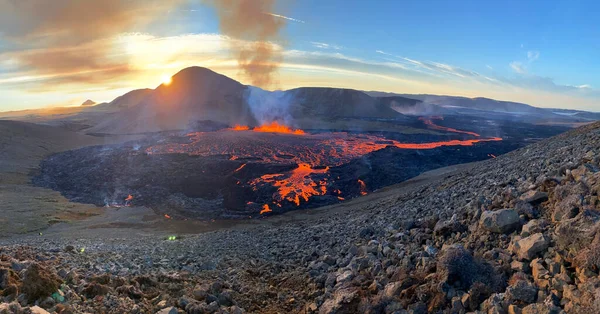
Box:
32 130 524 220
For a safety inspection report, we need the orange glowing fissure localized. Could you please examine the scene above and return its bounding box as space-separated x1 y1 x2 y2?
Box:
357 179 368 195
259 204 272 214
231 122 305 135
252 163 329 206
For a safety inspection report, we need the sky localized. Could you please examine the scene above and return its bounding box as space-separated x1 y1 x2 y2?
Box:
0 0 598 112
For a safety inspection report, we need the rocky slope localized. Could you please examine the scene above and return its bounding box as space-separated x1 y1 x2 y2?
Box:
1 121 599 313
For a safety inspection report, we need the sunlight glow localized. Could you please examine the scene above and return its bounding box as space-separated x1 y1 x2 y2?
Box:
161 75 172 85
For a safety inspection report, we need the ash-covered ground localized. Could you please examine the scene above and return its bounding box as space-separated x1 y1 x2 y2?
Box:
32 117 569 220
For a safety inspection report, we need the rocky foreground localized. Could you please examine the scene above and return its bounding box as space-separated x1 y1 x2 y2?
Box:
1 121 600 314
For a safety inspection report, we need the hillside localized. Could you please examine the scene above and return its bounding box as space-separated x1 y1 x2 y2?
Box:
1 121 599 312
0 121 136 237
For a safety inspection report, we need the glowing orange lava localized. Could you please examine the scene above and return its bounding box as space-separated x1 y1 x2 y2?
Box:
232 125 250 131
125 194 134 202
259 204 272 214
252 163 329 206
146 117 502 209
419 116 480 137
488 154 497 158
234 163 247 172
164 214 172 219
357 179 368 195
230 122 305 134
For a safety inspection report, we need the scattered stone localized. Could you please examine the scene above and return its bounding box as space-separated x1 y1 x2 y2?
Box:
506 280 538 304
479 209 521 234
520 191 548 204
155 306 177 314
21 263 62 303
29 306 51 314
514 233 550 260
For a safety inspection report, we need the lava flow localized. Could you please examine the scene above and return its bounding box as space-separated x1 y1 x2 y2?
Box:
419 116 480 137
251 163 329 206
260 204 272 214
232 121 305 135
232 125 250 131
145 118 501 211
357 179 368 196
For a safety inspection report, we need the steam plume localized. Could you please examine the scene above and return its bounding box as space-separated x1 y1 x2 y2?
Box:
208 0 286 88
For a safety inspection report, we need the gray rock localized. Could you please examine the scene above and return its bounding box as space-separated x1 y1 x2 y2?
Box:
521 303 562 314
521 220 546 237
155 307 178 314
192 284 210 301
383 281 403 299
29 306 51 314
520 190 548 204
479 209 521 234
514 233 550 260
506 280 538 304
318 288 359 314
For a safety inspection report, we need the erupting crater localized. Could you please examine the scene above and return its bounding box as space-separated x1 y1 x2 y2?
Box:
35 118 505 219
143 119 501 213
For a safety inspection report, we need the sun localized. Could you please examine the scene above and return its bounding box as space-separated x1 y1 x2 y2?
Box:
161 75 172 85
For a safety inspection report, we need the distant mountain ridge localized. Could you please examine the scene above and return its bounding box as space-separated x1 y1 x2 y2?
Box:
87 67 409 134
2 66 598 134
366 91 598 118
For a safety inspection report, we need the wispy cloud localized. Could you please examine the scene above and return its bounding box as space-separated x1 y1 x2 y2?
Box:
265 12 305 24
510 61 526 74
310 41 342 50
527 50 540 62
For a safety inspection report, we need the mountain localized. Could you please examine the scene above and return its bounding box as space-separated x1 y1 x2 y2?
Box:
285 87 401 119
87 67 406 134
80 99 96 106
87 67 257 134
374 96 450 116
367 92 547 114
87 89 152 112
3 67 597 134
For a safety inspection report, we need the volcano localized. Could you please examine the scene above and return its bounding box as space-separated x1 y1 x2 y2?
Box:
31 67 574 220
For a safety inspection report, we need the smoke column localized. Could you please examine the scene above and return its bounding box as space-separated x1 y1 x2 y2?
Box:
209 0 286 88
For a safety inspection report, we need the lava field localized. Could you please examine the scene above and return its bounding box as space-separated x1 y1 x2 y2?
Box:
33 118 529 219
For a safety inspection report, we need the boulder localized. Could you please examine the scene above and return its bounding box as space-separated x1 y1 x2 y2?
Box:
437 245 503 292
21 263 62 303
318 288 360 314
521 303 562 314
521 220 547 237
480 209 521 234
155 307 178 314
506 280 538 304
520 191 548 204
29 306 51 314
513 233 550 260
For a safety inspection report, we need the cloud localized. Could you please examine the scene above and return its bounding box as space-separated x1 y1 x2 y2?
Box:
0 0 183 83
311 42 342 50
527 50 540 62
265 12 305 24
486 65 494 70
510 61 526 74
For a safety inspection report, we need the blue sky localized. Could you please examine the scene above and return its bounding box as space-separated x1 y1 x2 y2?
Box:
0 0 598 112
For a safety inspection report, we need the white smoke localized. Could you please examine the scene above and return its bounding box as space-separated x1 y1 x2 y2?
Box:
245 86 295 125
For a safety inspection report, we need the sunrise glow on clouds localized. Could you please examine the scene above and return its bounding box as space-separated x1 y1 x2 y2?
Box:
0 0 598 112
